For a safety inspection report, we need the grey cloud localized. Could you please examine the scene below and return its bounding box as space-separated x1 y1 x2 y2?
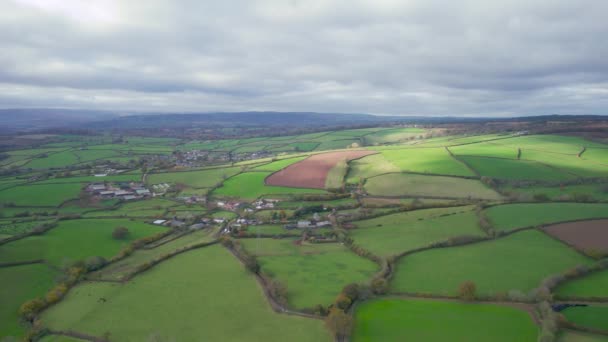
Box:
0 0 607 116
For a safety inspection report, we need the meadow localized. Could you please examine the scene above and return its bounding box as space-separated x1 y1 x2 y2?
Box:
240 239 378 309
349 207 483 256
555 270 608 299
0 219 165 266
391 230 592 296
353 299 538 342
147 166 242 188
40 246 331 341
562 306 608 331
485 203 608 232
213 172 326 199
0 264 58 338
0 183 83 207
364 173 501 199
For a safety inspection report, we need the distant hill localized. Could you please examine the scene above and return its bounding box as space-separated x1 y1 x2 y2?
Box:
0 108 119 133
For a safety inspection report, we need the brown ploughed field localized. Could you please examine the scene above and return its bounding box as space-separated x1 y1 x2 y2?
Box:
542 219 608 253
265 150 376 189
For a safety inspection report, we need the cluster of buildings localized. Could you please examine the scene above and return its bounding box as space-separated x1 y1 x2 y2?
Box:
252 198 279 210
216 200 242 211
87 182 152 201
285 219 332 230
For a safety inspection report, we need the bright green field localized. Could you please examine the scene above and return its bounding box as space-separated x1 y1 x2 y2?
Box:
345 153 399 183
0 219 165 266
353 299 538 342
391 230 592 296
562 306 608 331
241 239 377 309
365 173 501 200
0 183 83 207
148 166 242 188
380 147 474 176
450 142 519 159
325 160 347 189
213 172 326 200
556 269 608 299
485 203 608 232
0 264 58 338
24 151 80 169
363 128 426 145
460 156 574 181
350 207 483 256
40 246 331 342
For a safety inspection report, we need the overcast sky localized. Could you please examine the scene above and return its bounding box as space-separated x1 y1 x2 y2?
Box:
1 0 607 116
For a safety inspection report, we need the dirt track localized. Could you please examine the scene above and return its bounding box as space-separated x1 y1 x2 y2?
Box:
542 219 608 253
265 150 376 189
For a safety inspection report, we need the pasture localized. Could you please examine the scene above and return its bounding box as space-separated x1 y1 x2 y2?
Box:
485 203 608 232
353 299 538 342
0 219 165 266
0 264 57 337
391 230 592 296
562 306 608 331
555 269 608 299
557 331 608 342
214 172 326 199
349 207 483 256
0 183 83 207
460 156 574 181
364 173 501 199
379 147 474 176
240 239 377 309
40 246 331 341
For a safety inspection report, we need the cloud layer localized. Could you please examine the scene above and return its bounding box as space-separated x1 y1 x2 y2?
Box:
1 0 607 116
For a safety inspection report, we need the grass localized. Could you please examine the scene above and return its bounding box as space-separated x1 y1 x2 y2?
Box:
350 207 484 256
24 151 80 169
147 166 242 188
353 298 538 342
0 183 83 206
391 230 592 296
240 239 377 309
345 154 399 183
450 142 519 159
365 173 501 200
0 219 165 266
325 160 347 189
502 184 608 202
40 246 331 341
0 264 58 338
363 128 426 145
276 197 357 209
556 269 608 299
89 228 218 281
562 306 608 331
213 172 326 200
460 156 574 181
380 148 475 176
245 224 298 236
485 203 608 232
0 219 55 236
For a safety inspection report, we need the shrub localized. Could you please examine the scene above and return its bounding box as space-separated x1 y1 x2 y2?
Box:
19 298 46 320
112 226 130 240
458 281 476 301
85 256 108 272
325 308 353 341
370 278 388 295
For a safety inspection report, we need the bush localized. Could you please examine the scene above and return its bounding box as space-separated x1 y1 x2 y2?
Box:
370 278 388 295
19 298 46 320
458 281 476 301
85 256 108 272
325 308 353 341
112 226 130 240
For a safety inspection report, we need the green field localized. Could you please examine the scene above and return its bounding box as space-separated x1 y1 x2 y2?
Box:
40 246 331 341
325 159 347 189
0 219 165 266
0 183 83 207
213 172 326 199
562 306 608 331
0 264 58 338
350 207 483 256
148 166 242 188
89 228 217 281
460 156 574 180
503 184 608 202
240 239 377 309
365 173 501 199
380 147 474 176
345 153 400 183
485 203 608 232
391 230 592 296
353 299 538 342
556 269 608 299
